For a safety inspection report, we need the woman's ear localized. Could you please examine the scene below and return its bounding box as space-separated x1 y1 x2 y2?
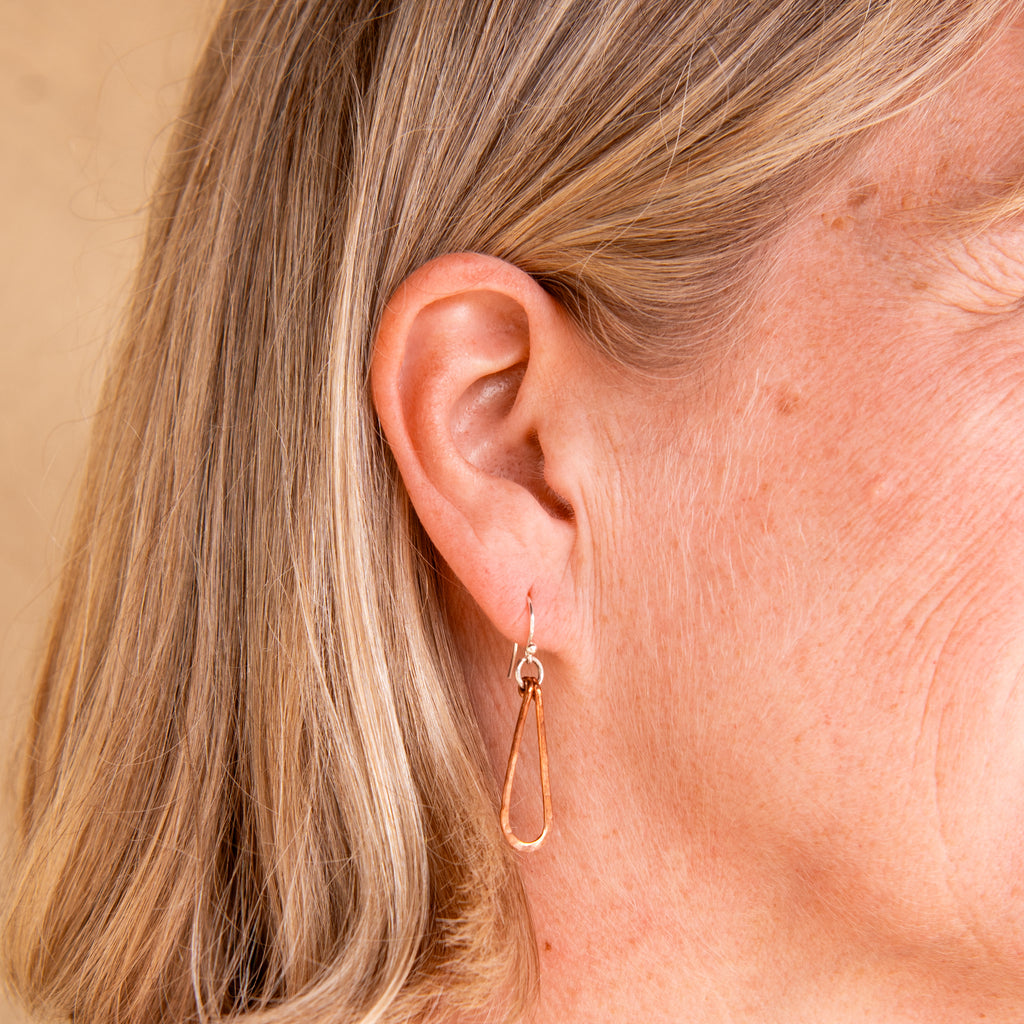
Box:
371 253 583 647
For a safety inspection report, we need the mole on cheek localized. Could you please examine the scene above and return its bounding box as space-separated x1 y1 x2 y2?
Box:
822 182 882 232
847 183 880 209
828 214 855 232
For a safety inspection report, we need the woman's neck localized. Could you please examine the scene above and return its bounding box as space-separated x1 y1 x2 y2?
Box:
515 758 1024 1024
459 607 1024 1023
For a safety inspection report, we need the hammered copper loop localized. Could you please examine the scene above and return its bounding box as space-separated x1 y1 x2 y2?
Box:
500 597 552 851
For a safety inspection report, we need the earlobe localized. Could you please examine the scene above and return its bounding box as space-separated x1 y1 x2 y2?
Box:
371 253 579 645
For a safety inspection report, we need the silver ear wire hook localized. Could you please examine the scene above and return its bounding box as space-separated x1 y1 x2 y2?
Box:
506 596 543 691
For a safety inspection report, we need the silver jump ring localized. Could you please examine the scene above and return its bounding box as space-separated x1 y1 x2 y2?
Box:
515 651 545 690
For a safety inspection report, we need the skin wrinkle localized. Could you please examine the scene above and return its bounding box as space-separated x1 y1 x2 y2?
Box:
931 531 1024 956
835 395 1019 946
930 651 991 971
893 219 1024 319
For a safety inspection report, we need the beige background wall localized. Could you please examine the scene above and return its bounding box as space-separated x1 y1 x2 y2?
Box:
1 1 212 1019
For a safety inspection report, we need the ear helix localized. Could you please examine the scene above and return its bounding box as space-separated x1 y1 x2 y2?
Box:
499 595 552 851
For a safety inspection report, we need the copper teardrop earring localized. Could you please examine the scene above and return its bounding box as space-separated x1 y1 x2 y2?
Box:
500 596 552 851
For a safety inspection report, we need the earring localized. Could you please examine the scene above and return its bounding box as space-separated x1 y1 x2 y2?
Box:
499 596 552 852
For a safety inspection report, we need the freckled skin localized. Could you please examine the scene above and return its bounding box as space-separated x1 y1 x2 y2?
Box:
664 10 1021 990
521 18 1024 1024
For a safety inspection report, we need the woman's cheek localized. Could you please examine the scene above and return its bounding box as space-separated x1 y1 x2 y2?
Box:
799 306 1024 925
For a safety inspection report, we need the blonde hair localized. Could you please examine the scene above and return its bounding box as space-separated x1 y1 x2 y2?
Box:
4 2 1019 1021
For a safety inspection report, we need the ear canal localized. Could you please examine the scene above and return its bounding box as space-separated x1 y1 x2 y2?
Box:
450 361 574 523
